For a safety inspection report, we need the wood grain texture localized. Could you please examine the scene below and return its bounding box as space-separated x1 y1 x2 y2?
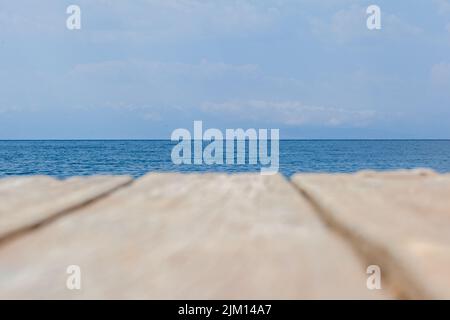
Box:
0 175 132 241
292 170 450 299
0 174 386 299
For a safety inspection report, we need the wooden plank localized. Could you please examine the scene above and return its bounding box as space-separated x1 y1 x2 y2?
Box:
292 170 450 299
0 174 387 299
0 175 132 241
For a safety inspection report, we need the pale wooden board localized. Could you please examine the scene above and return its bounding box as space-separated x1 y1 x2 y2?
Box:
0 175 132 241
0 174 387 299
292 170 450 299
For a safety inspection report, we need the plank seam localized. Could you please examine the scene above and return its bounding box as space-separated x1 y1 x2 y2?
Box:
0 178 135 247
288 179 430 300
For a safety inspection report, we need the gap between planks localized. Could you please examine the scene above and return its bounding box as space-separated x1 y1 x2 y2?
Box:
290 183 405 299
0 178 134 247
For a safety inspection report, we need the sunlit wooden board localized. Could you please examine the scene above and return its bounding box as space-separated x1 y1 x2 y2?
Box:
0 174 387 299
292 169 450 299
0 175 132 241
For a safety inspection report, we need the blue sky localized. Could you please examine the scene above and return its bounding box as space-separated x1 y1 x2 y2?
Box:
1 0 450 139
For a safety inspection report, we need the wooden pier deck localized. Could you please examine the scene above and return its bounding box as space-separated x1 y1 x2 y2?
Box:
0 170 449 299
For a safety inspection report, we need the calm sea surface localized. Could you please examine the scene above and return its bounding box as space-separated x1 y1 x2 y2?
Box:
1 140 449 178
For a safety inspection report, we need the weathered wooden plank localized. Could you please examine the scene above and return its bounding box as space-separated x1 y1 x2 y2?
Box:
292 170 450 299
0 174 387 299
0 175 132 241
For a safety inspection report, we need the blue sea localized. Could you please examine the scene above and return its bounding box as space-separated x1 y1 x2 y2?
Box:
0 140 449 178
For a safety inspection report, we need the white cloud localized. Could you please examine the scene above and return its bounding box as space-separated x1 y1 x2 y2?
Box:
309 5 423 43
0 2 64 35
0 0 281 42
383 14 423 37
431 62 450 87
86 0 281 43
63 59 265 117
434 0 450 15
309 5 367 43
201 100 377 127
69 59 259 79
0 105 28 114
